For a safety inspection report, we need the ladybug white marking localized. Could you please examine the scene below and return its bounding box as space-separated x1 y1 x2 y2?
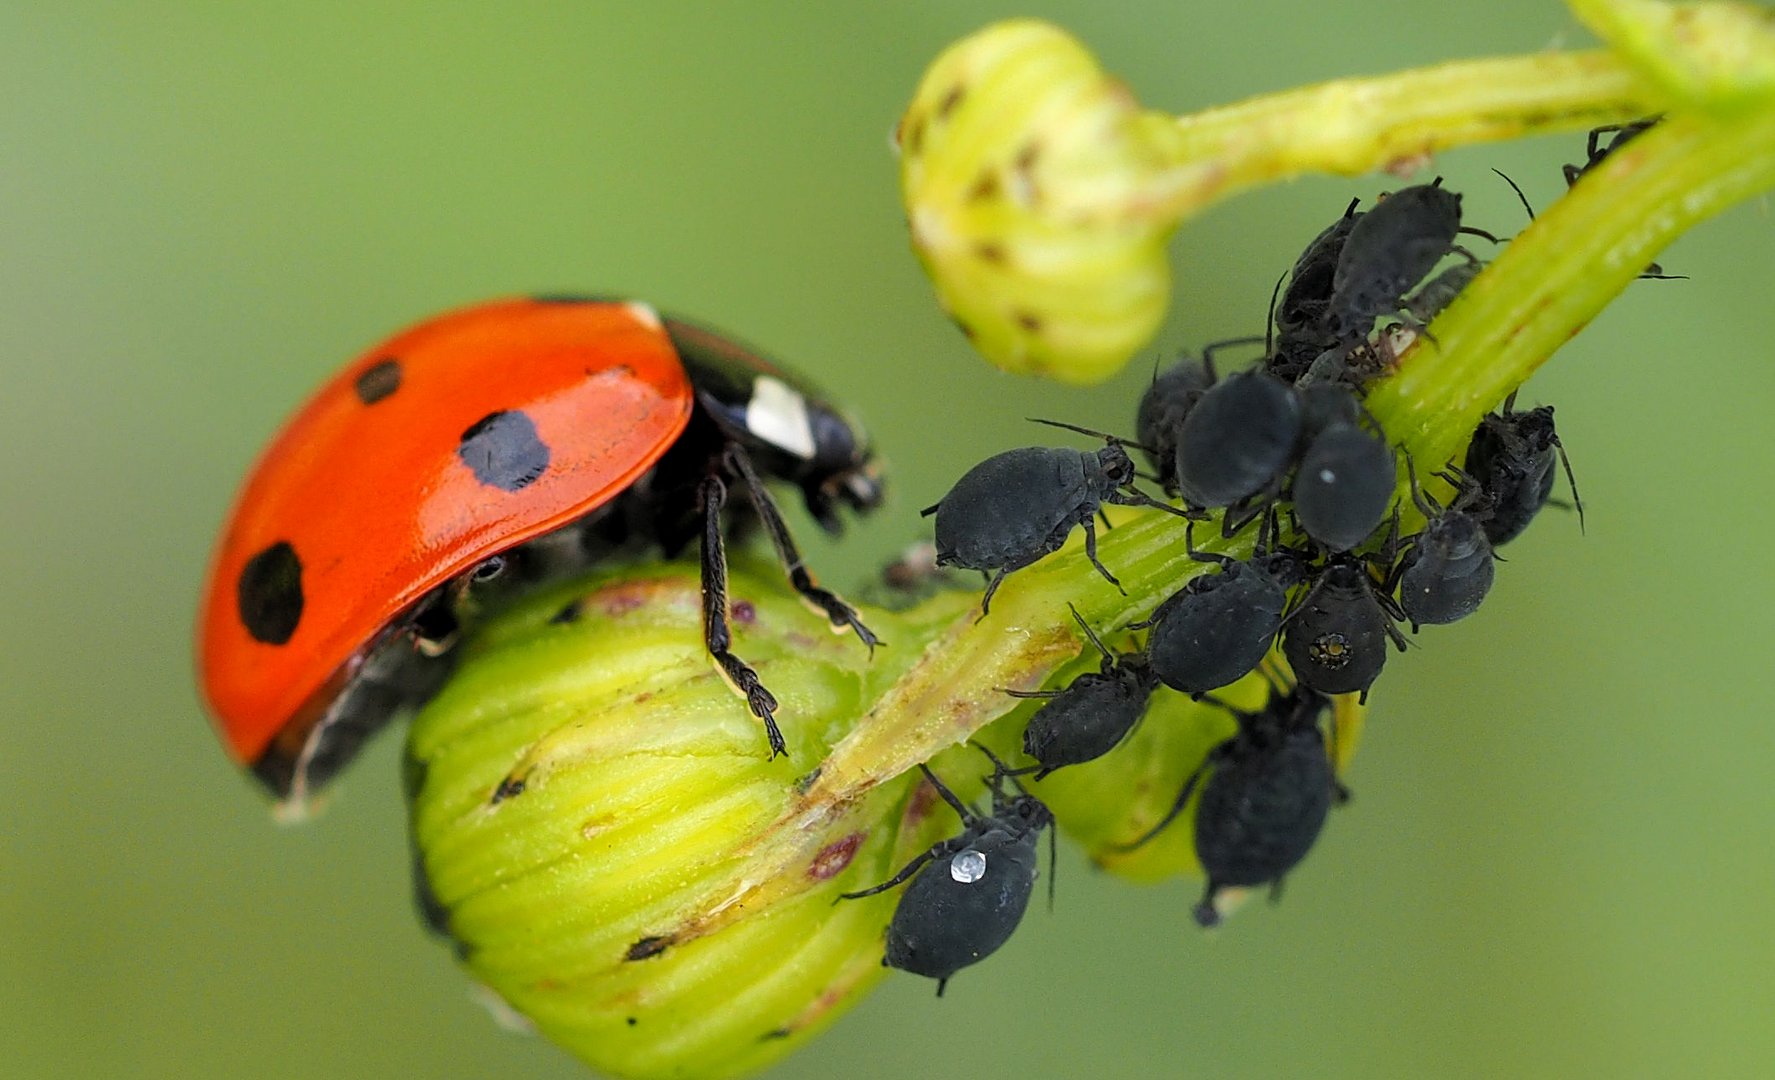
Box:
746 376 817 460
622 301 663 332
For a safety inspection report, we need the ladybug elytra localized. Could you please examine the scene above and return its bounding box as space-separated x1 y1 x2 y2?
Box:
197 296 882 807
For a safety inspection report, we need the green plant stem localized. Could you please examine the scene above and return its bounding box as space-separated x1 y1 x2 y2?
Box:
722 97 1775 907
1368 104 1775 467
1156 50 1657 213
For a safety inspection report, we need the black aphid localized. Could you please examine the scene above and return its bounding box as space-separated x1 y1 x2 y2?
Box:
1114 681 1342 927
1138 520 1305 696
1463 392 1583 546
1281 552 1407 701
1290 384 1397 552
1326 179 1495 340
1389 462 1496 630
1136 338 1265 492
1268 198 1365 381
924 421 1193 615
1008 605 1158 779
838 751 1054 996
1172 369 1303 511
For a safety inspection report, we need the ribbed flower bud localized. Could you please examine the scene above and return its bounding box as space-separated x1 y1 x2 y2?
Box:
897 19 1193 384
405 561 967 1080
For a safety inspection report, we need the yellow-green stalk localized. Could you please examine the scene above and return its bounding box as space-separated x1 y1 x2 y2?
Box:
898 2 1774 384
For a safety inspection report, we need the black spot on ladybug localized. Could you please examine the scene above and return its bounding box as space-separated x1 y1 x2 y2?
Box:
458 410 551 491
237 541 304 645
354 358 402 405
626 936 670 961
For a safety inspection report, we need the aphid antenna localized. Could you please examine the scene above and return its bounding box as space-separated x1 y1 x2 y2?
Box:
1263 269 1285 356
1066 602 1117 664
1550 434 1586 535
1491 167 1538 222
1026 416 1152 453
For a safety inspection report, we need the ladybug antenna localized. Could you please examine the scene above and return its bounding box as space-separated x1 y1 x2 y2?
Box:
1027 417 1154 454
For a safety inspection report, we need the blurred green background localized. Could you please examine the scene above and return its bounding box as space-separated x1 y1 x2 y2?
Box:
5 3 1773 1078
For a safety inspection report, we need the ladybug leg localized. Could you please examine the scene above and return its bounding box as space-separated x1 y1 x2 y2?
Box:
698 472 787 758
720 444 881 653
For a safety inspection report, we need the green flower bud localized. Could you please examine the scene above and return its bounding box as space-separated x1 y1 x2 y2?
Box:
897 19 1190 384
406 561 970 1080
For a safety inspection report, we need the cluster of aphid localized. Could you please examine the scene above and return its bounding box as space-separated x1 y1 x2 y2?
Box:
837 122 1674 995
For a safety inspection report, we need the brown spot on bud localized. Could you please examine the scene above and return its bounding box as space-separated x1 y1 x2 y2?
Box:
808 833 865 880
904 115 927 156
936 83 966 119
731 599 757 625
625 936 671 962
975 242 1008 265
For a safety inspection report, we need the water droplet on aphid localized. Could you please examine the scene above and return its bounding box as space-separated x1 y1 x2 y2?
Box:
950 849 988 883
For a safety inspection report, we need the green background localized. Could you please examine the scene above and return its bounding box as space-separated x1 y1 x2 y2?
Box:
5 3 1773 1078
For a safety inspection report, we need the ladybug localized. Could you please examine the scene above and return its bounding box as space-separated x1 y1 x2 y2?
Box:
197 296 883 806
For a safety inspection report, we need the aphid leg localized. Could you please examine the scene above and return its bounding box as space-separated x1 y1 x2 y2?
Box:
1185 520 1237 567
1110 756 1213 853
722 444 881 653
835 846 941 901
919 762 980 823
1269 877 1287 906
1001 687 1063 700
1405 455 1441 518
1079 515 1126 595
1192 881 1225 928
697 473 785 758
935 978 949 998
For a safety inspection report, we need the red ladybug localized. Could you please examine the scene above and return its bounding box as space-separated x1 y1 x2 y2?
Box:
197 296 882 806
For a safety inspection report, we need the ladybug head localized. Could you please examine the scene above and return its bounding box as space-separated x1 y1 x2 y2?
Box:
802 405 883 535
